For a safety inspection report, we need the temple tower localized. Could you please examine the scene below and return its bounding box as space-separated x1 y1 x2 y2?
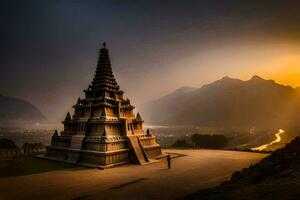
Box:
45 43 161 167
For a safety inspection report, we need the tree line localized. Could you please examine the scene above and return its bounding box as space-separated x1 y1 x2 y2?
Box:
0 138 44 150
172 133 228 149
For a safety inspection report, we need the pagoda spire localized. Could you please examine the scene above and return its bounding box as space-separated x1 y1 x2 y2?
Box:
136 112 143 121
64 112 71 121
89 42 119 94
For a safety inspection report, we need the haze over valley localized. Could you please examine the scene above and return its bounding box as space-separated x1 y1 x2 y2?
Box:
2 75 300 151
141 75 300 129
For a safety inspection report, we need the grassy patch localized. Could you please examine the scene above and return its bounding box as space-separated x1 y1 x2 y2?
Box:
0 157 74 178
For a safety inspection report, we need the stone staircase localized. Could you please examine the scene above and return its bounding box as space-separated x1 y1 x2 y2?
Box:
127 136 149 164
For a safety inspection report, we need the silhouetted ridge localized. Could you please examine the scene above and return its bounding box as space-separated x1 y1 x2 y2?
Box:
249 75 264 81
0 94 45 123
140 76 300 128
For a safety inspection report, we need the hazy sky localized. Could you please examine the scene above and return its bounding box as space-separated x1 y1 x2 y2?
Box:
1 0 300 121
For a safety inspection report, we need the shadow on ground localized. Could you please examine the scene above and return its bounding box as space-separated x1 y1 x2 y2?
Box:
0 156 75 178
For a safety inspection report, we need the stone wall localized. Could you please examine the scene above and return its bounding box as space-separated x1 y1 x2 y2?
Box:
144 145 162 158
139 135 157 146
51 136 71 148
46 146 67 159
80 149 130 166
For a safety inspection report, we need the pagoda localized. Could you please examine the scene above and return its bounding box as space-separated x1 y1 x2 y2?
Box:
44 43 161 168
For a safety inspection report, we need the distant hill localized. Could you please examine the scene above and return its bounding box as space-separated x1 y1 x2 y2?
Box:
184 137 300 200
140 76 300 129
0 94 45 124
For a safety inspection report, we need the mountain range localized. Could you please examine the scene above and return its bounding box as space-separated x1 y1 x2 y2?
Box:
140 76 300 129
0 94 45 124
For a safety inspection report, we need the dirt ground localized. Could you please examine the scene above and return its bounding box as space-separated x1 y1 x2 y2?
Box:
0 149 267 200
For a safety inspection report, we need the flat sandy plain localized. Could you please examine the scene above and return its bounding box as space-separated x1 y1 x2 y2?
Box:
0 149 267 200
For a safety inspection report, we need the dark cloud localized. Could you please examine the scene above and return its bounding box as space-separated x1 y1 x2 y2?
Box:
1 0 300 121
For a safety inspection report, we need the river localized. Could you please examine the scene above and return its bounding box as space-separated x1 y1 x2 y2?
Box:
251 129 284 151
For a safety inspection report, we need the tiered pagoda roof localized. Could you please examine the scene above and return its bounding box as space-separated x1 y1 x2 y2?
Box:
89 42 120 93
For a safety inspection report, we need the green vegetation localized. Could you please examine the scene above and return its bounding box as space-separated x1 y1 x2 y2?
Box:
0 138 18 149
191 134 228 149
172 134 228 149
172 139 191 148
23 142 44 149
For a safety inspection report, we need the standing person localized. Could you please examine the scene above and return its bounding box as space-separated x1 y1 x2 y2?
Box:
167 154 171 169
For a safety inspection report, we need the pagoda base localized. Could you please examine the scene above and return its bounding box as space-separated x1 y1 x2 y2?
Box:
43 142 162 168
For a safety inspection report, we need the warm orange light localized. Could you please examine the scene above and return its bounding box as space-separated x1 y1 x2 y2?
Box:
259 54 300 87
